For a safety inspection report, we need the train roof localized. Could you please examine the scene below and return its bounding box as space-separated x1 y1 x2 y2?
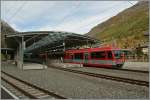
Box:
65 46 121 53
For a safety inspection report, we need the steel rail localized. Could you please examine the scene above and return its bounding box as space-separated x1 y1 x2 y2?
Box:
1 71 66 99
110 68 149 73
2 77 37 99
92 67 149 73
48 66 149 87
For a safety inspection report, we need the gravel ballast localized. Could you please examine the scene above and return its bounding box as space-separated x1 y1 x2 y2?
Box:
1 62 149 99
67 67 149 82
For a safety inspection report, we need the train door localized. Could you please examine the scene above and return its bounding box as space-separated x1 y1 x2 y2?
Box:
70 54 74 62
84 52 89 64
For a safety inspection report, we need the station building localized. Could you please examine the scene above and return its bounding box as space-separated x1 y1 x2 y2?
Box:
1 20 100 69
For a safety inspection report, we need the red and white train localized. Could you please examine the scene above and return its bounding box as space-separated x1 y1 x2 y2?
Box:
64 46 125 68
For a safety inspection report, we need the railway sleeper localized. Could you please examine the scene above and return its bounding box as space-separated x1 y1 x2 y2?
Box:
27 90 41 94
50 66 149 87
32 92 46 96
21 86 36 91
2 71 67 99
38 94 50 98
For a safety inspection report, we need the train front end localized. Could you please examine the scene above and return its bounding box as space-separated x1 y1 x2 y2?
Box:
112 50 125 68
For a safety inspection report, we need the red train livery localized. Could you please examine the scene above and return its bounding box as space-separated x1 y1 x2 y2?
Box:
64 46 125 68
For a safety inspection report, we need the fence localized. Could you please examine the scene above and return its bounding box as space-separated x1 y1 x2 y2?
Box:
125 55 149 62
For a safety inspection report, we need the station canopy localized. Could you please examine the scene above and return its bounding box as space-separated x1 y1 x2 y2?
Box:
23 31 100 54
5 31 51 50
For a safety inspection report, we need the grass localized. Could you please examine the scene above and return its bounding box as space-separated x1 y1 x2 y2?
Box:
87 1 149 49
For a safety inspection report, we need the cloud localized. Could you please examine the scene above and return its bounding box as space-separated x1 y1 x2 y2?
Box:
38 12 115 34
38 1 138 34
1 1 138 34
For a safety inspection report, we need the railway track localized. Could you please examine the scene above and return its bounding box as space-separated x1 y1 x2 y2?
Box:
99 67 149 73
48 66 149 87
1 71 66 99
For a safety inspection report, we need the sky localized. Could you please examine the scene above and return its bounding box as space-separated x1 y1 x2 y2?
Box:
1 1 138 34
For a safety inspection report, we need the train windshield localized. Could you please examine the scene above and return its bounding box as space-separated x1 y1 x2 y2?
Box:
113 50 123 59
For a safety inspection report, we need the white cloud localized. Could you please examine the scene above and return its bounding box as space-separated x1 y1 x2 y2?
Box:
38 13 115 34
1 1 138 34
38 1 138 34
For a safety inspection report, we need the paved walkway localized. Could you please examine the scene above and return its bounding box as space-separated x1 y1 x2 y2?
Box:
23 63 47 70
123 62 149 71
1 88 14 99
49 61 149 71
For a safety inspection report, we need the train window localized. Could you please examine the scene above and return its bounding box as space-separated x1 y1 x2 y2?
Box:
107 51 113 59
113 50 122 59
74 53 83 59
64 53 69 58
91 51 106 59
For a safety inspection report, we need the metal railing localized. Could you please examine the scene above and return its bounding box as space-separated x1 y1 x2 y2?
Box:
125 55 149 62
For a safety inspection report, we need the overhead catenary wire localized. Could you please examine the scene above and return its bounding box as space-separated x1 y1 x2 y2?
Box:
51 2 81 28
5 2 15 16
66 1 135 33
8 1 27 22
128 1 134 6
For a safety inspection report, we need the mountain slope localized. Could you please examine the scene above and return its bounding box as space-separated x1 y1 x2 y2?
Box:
86 1 149 49
1 20 18 48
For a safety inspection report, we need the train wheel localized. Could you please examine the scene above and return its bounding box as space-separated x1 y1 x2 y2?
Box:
117 64 123 68
83 64 88 67
112 65 122 69
112 65 118 69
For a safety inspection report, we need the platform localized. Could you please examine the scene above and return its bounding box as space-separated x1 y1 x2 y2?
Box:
123 62 149 71
49 62 83 68
49 60 149 72
1 86 18 99
23 63 47 70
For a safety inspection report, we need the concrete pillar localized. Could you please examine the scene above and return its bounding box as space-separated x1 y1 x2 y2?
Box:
23 41 26 50
5 50 7 61
16 46 20 68
17 42 22 69
17 37 24 69
86 40 88 48
63 41 65 51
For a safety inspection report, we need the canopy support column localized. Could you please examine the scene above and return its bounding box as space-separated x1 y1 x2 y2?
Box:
63 40 65 52
17 36 24 69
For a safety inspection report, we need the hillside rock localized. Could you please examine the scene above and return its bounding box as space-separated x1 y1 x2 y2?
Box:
1 20 18 48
